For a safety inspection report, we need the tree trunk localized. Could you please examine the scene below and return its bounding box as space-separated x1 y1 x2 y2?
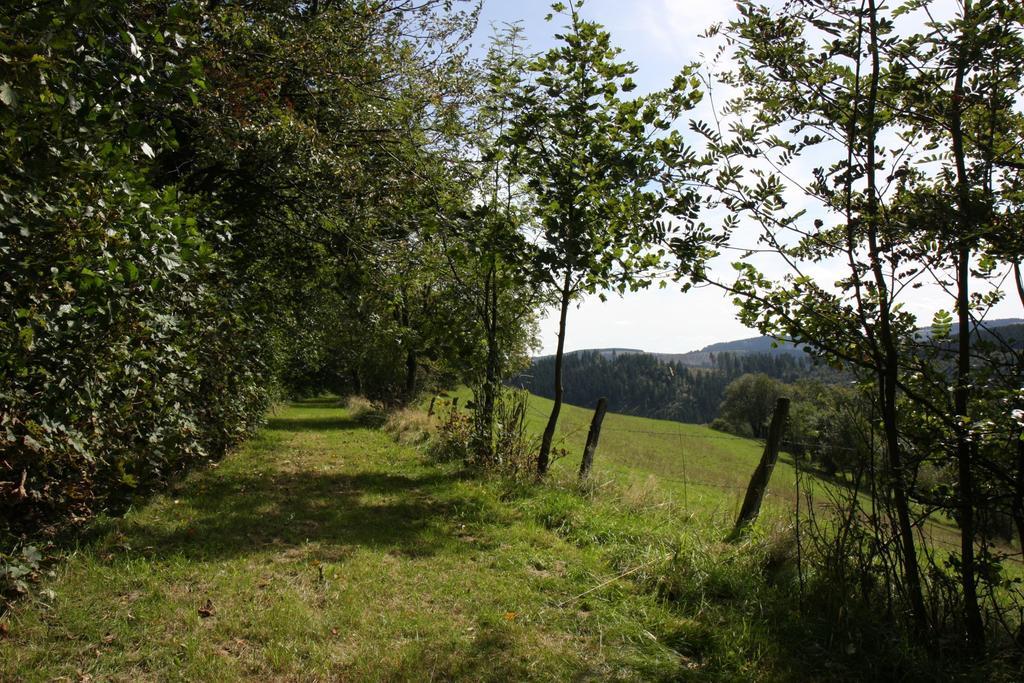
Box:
538 271 572 475
878 365 928 631
405 350 417 399
480 261 500 461
865 0 928 631
950 0 984 647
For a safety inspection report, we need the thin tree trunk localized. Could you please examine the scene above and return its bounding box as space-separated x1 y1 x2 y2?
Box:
480 260 500 461
1013 439 1024 559
949 0 984 650
954 236 984 651
399 289 417 400
405 350 417 398
865 0 927 631
538 271 572 475
879 367 927 629
1014 261 1024 309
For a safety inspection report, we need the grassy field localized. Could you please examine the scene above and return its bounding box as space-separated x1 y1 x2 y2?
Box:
477 389 799 519
446 389 982 558
0 395 1008 681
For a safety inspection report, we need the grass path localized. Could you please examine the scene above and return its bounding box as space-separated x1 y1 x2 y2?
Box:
1 398 714 681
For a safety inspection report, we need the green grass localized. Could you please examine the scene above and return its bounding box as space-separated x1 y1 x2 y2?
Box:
442 389 1005 560
1 395 1012 681
503 389 797 516
0 398 738 681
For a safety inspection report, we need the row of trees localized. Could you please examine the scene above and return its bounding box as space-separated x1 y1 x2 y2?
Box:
0 0 706 530
0 1 554 538
5 0 1024 661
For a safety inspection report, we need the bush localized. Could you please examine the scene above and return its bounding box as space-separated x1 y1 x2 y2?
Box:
0 544 43 599
383 409 431 445
427 404 473 463
0 1 274 543
709 417 738 434
489 389 540 477
344 396 385 425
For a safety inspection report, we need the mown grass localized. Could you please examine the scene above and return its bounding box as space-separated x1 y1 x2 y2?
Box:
0 398 748 681
2 396 1015 681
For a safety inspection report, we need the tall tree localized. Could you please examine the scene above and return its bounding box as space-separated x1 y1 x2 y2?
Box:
433 24 544 460
504 0 701 474
681 0 1024 648
679 0 929 629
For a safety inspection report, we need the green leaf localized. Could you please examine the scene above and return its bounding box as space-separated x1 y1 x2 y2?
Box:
931 309 953 340
19 325 34 351
0 83 16 107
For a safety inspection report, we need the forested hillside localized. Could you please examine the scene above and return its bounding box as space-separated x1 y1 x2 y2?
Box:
512 349 815 423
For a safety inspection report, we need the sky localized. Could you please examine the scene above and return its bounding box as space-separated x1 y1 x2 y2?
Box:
468 0 1022 356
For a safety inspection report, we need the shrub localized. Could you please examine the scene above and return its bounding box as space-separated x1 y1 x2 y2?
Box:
0 544 42 599
383 409 431 446
489 389 540 477
344 396 385 425
427 404 473 463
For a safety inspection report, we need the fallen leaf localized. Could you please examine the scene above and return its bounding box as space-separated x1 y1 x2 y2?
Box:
198 599 215 618
504 611 517 621
102 632 115 644
0 622 8 638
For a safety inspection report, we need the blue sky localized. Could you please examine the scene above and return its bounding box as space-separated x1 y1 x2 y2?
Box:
468 1 1020 355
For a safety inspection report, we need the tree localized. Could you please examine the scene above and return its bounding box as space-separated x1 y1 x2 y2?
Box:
504 0 701 474
433 24 544 461
0 0 494 539
718 374 784 439
679 0 931 631
680 0 1024 649
885 0 1024 649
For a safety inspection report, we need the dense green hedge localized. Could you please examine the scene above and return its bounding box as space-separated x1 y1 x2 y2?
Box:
0 1 280 533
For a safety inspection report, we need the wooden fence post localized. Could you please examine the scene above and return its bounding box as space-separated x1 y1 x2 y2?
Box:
578 397 608 482
732 397 790 537
427 396 437 417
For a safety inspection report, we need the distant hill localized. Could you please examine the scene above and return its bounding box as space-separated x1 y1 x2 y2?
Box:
533 347 644 361
539 337 804 369
546 317 1024 368
649 337 804 368
512 347 813 425
915 317 1024 341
